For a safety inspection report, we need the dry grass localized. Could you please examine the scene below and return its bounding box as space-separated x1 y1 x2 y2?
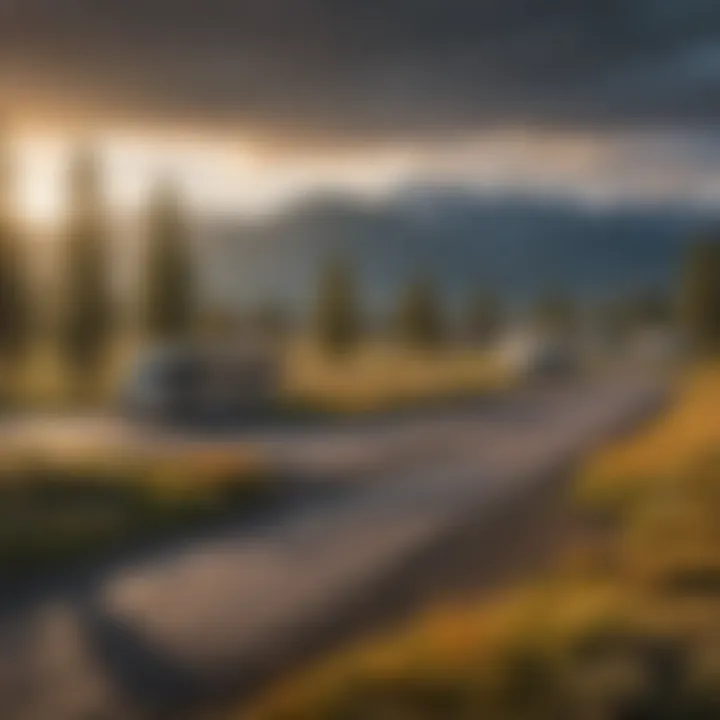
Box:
7 336 138 409
244 579 720 720
577 362 720 513
238 364 720 720
12 338 508 415
283 341 511 413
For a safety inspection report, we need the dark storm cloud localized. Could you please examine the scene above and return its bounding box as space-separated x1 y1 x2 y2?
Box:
1 0 720 140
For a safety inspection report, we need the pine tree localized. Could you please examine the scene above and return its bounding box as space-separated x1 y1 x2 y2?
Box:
59 148 112 386
681 240 720 355
466 289 501 343
315 256 361 356
0 140 31 370
141 180 195 343
397 274 444 350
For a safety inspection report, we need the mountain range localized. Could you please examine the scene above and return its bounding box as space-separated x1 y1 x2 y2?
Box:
199 188 719 319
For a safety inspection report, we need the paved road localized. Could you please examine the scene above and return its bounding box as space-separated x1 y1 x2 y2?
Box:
0 372 667 720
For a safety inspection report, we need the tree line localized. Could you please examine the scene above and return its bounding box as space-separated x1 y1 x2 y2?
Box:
314 257 508 356
1 141 719 391
314 245 720 357
0 145 194 394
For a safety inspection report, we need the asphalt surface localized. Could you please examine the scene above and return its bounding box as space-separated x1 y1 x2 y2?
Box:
0 371 668 720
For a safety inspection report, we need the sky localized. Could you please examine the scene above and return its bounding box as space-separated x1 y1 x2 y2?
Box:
2 0 720 221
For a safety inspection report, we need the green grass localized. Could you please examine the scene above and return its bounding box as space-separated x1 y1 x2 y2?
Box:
0 446 269 578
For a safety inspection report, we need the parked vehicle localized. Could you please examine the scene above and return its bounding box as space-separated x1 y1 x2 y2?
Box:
122 344 280 423
496 328 578 379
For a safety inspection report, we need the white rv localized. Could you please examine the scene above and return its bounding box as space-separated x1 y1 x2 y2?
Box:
496 328 577 379
122 343 280 423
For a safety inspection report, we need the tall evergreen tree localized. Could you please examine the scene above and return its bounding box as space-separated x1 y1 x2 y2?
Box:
315 256 361 356
0 140 31 370
681 239 720 355
466 289 502 343
141 180 195 343
59 148 112 385
397 274 444 350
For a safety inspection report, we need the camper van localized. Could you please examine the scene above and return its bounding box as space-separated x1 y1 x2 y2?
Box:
122 343 280 424
496 328 578 379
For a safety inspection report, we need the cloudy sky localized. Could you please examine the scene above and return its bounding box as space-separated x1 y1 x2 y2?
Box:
2 0 720 220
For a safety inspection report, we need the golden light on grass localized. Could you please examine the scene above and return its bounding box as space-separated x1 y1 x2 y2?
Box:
240 365 720 720
578 363 720 510
283 341 511 413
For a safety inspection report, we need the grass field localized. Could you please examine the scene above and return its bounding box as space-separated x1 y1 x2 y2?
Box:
242 364 720 720
577 363 720 515
283 341 511 413
10 339 509 415
0 445 268 577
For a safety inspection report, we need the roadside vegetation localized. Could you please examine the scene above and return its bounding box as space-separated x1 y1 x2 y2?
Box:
0 445 268 578
283 341 511 414
9 337 508 416
244 363 720 720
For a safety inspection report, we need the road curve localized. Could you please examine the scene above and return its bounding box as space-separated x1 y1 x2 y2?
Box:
0 371 667 720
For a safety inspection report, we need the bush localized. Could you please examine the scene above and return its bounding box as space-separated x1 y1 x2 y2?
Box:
0 447 268 576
